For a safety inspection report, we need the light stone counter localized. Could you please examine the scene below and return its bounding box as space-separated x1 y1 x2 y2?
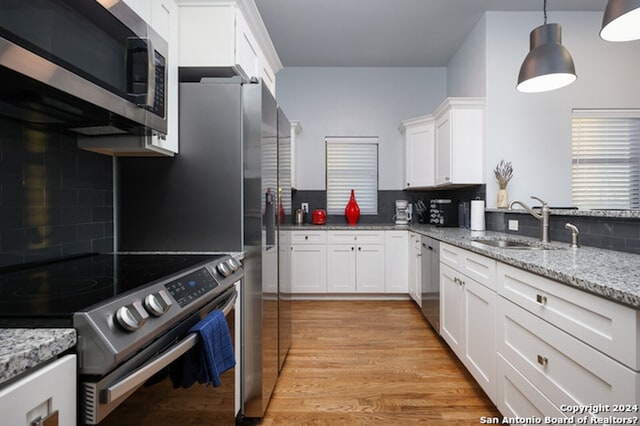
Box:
0 328 76 385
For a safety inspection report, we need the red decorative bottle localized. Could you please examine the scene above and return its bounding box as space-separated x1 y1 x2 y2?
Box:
344 189 360 226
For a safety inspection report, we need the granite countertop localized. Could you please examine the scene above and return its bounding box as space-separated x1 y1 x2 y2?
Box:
0 329 76 386
409 225 640 309
286 222 640 309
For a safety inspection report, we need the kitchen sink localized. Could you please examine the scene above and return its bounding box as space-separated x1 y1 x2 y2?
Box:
470 238 549 250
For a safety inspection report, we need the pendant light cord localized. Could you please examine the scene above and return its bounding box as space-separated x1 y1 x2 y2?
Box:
543 0 548 24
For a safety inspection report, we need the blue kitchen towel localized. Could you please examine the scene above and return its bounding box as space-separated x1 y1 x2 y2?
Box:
170 309 235 388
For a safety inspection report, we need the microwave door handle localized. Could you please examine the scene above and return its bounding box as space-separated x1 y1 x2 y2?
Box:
144 37 156 108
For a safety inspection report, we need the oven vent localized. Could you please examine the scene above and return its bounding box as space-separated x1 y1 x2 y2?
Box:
82 382 99 425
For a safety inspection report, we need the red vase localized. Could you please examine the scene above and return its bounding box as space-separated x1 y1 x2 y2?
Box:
344 189 360 226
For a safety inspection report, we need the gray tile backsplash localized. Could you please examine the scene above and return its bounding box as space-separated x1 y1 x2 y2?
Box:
486 210 640 254
0 118 113 268
292 185 486 225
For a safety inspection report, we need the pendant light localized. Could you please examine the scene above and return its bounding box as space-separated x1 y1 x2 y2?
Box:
516 0 577 93
600 0 640 41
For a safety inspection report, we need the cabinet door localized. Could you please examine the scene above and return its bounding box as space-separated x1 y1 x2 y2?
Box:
234 10 260 80
178 5 235 66
327 245 356 292
407 233 422 305
384 231 408 293
355 245 385 293
435 115 451 185
463 278 497 402
291 245 327 293
440 263 464 355
497 297 639 412
497 354 567 421
405 122 435 188
0 355 76 426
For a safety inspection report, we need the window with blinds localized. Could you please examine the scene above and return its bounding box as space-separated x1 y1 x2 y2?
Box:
572 110 640 210
326 137 378 215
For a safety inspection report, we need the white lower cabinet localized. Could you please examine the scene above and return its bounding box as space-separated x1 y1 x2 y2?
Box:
326 231 385 293
384 231 408 293
408 232 422 306
496 296 639 420
290 231 327 293
440 262 497 402
496 353 567 420
0 355 76 426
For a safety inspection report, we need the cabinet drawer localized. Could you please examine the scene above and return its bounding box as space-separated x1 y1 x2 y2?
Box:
291 230 326 244
440 243 496 290
497 354 566 420
497 263 640 371
328 231 385 245
497 297 639 414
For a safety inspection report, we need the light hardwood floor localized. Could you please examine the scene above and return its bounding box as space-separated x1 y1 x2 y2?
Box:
261 300 501 425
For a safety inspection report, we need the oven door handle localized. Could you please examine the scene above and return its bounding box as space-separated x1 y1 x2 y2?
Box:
104 290 237 403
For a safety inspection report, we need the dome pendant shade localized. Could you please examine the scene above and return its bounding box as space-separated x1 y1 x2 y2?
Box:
600 0 640 41
517 23 577 93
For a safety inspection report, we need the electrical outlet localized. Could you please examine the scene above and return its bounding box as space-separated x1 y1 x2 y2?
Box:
508 220 519 231
301 203 309 213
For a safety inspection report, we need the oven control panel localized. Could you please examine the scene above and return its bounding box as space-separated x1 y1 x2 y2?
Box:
164 267 219 308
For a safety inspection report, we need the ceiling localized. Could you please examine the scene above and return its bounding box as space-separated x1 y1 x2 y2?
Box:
254 0 607 67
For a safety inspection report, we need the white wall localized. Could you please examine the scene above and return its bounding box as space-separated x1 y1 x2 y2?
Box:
447 14 486 98
275 67 446 190
483 11 640 208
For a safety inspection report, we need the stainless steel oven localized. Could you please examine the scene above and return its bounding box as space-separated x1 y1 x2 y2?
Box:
96 286 239 426
0 253 242 425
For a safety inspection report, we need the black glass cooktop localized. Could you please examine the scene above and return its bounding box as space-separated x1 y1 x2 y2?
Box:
0 253 223 327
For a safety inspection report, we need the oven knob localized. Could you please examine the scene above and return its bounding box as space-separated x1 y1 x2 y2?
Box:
228 257 241 272
144 290 172 317
217 262 232 277
115 301 149 332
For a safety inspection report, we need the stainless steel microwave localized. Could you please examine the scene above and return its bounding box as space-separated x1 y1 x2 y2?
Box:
0 0 167 137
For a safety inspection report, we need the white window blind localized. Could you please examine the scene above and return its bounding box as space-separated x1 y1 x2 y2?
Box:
572 110 640 210
326 137 378 215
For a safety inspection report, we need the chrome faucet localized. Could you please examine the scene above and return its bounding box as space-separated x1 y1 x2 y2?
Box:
565 223 580 248
508 196 550 243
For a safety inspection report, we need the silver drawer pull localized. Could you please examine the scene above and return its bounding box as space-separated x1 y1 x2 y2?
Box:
536 294 547 304
537 355 548 366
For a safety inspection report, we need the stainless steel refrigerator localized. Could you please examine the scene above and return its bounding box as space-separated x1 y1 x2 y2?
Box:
116 76 291 420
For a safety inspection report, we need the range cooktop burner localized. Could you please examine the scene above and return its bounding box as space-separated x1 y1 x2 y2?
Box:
0 253 226 326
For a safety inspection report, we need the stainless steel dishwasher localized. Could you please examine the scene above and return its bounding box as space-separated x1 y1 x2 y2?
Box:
421 236 440 333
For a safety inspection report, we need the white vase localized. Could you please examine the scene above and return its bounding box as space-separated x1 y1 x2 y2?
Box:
497 189 509 209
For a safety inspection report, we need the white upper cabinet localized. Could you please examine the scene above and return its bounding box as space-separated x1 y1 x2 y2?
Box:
176 1 282 96
433 98 484 186
399 115 435 189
